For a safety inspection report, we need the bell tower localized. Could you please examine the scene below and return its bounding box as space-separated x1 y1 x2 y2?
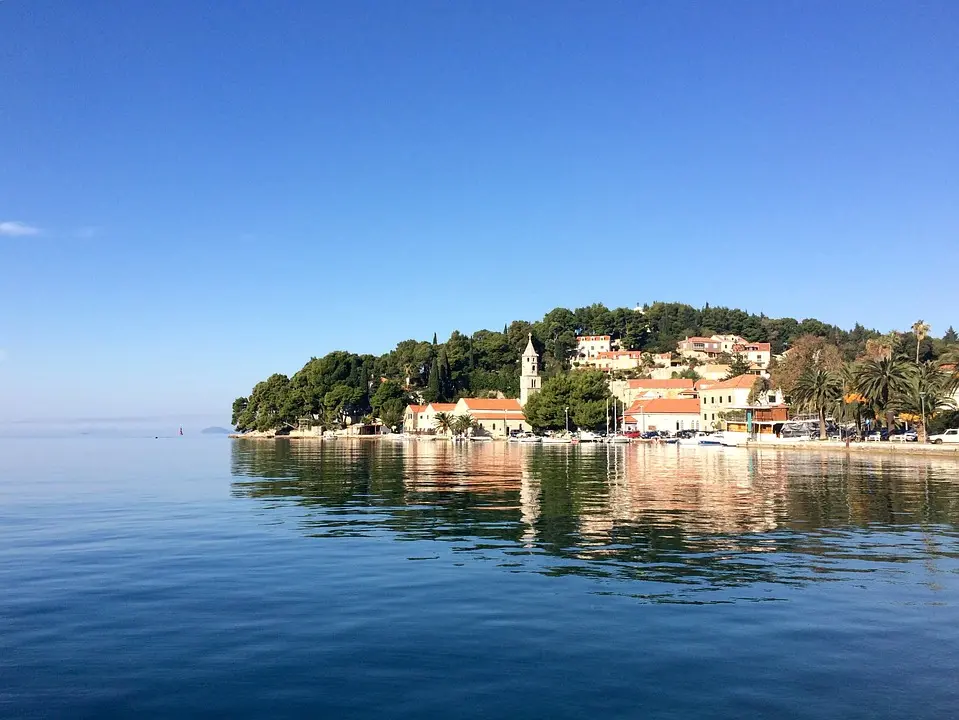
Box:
520 333 541 406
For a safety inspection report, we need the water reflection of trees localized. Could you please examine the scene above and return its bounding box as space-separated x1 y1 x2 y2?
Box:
231 440 959 592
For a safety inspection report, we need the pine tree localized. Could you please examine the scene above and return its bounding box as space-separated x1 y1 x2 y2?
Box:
945 326 958 343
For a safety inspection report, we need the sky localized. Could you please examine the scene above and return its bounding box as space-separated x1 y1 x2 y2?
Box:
1 1 957 423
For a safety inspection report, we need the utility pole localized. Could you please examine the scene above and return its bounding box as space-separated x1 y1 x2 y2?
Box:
920 391 927 443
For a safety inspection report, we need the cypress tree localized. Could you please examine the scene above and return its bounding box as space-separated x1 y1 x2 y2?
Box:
438 347 452 400
432 332 438 345
427 360 441 402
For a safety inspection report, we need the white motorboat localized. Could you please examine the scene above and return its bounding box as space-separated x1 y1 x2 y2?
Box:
717 432 744 447
469 435 493 442
542 435 572 444
519 434 543 444
577 431 601 443
606 434 631 444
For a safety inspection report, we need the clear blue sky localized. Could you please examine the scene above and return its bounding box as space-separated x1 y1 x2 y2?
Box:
2 1 957 422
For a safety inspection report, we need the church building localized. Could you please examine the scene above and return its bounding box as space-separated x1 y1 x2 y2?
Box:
520 333 541 406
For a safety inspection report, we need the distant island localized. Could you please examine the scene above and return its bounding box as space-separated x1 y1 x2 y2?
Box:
200 426 232 435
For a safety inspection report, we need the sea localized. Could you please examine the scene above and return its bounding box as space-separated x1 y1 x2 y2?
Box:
1 435 958 718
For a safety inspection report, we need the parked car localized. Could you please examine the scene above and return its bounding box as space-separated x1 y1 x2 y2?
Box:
889 431 918 443
929 428 959 444
640 431 659 440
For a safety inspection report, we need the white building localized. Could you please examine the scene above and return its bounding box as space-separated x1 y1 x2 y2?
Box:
576 334 611 360
713 334 748 354
623 398 702 433
698 375 784 429
732 341 772 370
580 350 645 372
403 404 426 433
610 378 698 406
454 397 530 437
418 402 458 433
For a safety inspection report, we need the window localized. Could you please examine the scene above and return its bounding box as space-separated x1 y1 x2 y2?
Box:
703 414 707 420
711 414 715 421
728 395 732 403
492 423 496 430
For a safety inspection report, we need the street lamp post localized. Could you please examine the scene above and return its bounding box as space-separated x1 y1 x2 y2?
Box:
920 391 927 443
565 406 569 434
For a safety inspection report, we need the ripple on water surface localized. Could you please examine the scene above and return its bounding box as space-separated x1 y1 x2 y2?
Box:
1 438 958 719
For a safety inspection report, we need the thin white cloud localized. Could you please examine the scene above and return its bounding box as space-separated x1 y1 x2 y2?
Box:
0 221 41 237
76 226 100 239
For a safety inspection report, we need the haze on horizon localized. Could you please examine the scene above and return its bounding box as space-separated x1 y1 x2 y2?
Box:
2 2 956 422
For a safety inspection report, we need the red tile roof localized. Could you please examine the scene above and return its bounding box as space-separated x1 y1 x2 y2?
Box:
626 398 701 414
698 375 759 390
460 398 523 411
427 403 457 412
407 404 426 413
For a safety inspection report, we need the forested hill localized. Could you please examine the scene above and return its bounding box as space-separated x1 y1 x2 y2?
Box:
231 301 954 433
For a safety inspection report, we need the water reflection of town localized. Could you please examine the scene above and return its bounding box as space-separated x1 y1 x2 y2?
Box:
230 440 959 589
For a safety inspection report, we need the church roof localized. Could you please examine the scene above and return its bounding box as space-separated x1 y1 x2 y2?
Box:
460 398 523 412
523 333 537 357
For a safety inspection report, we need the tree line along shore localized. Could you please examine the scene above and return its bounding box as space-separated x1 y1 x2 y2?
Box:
231 302 959 441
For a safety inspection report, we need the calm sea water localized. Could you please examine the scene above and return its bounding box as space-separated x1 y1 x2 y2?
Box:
2 438 958 719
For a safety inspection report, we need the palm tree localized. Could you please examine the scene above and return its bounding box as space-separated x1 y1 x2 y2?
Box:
452 414 477 437
855 357 914 432
911 320 931 364
941 346 959 394
894 361 956 443
836 362 869 437
793 368 843 439
433 411 454 436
